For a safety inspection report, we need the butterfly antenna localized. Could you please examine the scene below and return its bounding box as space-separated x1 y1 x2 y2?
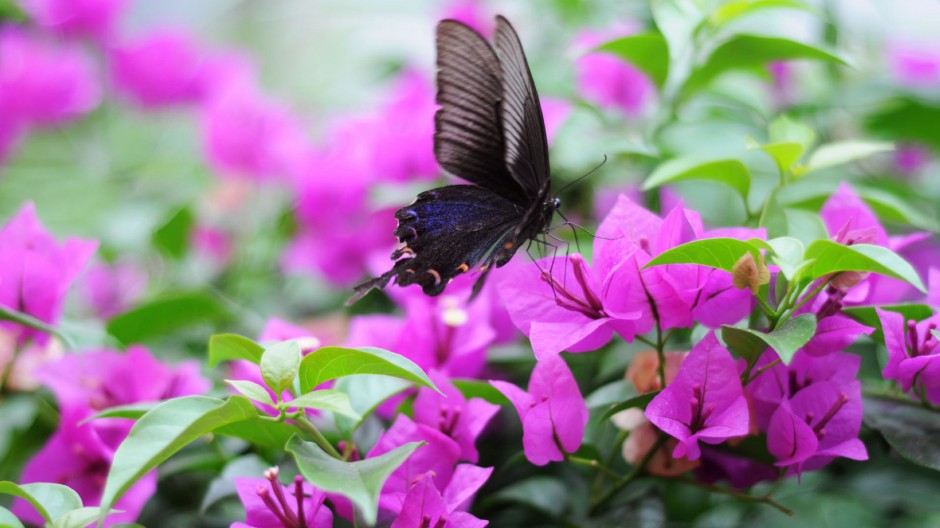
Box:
527 242 561 305
556 155 608 196
555 210 622 241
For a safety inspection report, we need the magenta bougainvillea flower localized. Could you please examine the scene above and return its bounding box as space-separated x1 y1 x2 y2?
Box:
894 143 931 174
490 354 588 466
13 407 157 527
645 332 749 460
392 467 491 528
413 371 499 463
878 309 940 405
369 70 439 183
233 469 333 528
573 27 654 116
0 27 100 127
79 258 147 318
888 42 940 87
109 29 209 108
16 346 209 525
20 0 128 41
767 380 867 472
0 202 97 343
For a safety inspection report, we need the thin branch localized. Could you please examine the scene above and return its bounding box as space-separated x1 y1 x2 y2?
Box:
666 476 795 516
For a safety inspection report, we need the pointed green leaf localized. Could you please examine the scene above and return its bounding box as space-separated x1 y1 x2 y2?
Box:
645 237 760 272
289 389 361 421
712 0 812 26
751 141 805 175
652 0 704 60
152 205 193 259
0 482 81 524
756 192 788 239
107 291 229 345
452 379 512 406
745 313 817 364
685 35 847 94
643 158 750 199
721 325 770 363
805 140 894 173
208 334 265 367
864 396 940 471
214 418 296 450
804 241 926 292
226 380 275 407
298 346 438 394
86 403 154 422
596 32 669 87
768 114 816 148
287 435 423 525
764 237 805 280
54 507 108 528
0 505 24 528
260 341 302 396
333 375 413 435
100 396 258 518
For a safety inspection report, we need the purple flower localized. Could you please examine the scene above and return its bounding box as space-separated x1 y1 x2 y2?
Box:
20 0 128 41
413 371 499 463
888 42 940 88
13 407 156 527
0 202 97 343
767 380 867 472
79 258 147 318
233 468 332 528
391 467 491 528
201 83 310 182
695 448 777 489
369 70 439 183
540 96 572 146
878 308 940 405
16 346 209 525
894 143 931 174
573 27 654 116
0 27 100 127
109 29 208 108
747 349 860 431
0 111 22 167
801 312 873 357
440 0 491 36
645 332 750 461
489 354 588 466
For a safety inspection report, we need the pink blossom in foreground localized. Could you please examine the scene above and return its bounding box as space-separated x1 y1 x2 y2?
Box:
573 28 654 116
0 27 100 127
490 354 588 466
109 29 208 108
233 469 333 528
20 0 128 41
888 43 940 87
0 202 97 343
645 332 749 461
392 468 491 528
413 371 500 463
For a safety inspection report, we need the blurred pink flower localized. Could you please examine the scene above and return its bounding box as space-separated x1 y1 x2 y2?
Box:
0 328 63 391
80 258 146 318
109 29 207 108
541 96 572 146
21 0 128 41
0 114 22 167
191 224 233 267
201 83 310 181
574 28 654 116
894 143 931 174
0 27 100 127
0 202 97 344
441 0 492 36
888 43 940 87
370 70 439 183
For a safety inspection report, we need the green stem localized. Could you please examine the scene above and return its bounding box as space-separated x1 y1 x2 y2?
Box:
289 412 343 459
665 476 795 516
743 358 781 386
0 305 75 350
776 279 829 329
592 428 629 495
589 434 666 514
566 455 621 480
655 321 666 390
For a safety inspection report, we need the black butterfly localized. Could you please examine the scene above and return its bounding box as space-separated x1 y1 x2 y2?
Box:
347 15 558 305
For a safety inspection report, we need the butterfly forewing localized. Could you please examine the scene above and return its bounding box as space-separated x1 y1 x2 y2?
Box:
494 16 551 198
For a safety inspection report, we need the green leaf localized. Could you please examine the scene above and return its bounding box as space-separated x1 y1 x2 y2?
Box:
864 396 940 471
107 291 229 345
452 379 511 406
784 209 829 247
711 0 812 26
600 391 659 421
645 237 760 272
333 375 413 435
803 241 926 292
151 205 193 259
643 158 750 199
289 389 361 421
214 418 296 449
0 482 81 523
805 140 894 174
86 403 154 422
764 236 805 280
768 114 816 148
298 346 438 394
208 334 265 367
597 32 670 87
0 505 24 528
54 507 109 528
260 341 302 396
652 0 704 60
757 193 788 239
866 97 940 152
743 313 817 365
685 35 847 94
495 477 570 517
287 435 423 525
100 396 257 517
855 187 940 233
225 380 275 407
721 325 770 363
0 0 26 23
750 141 806 175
